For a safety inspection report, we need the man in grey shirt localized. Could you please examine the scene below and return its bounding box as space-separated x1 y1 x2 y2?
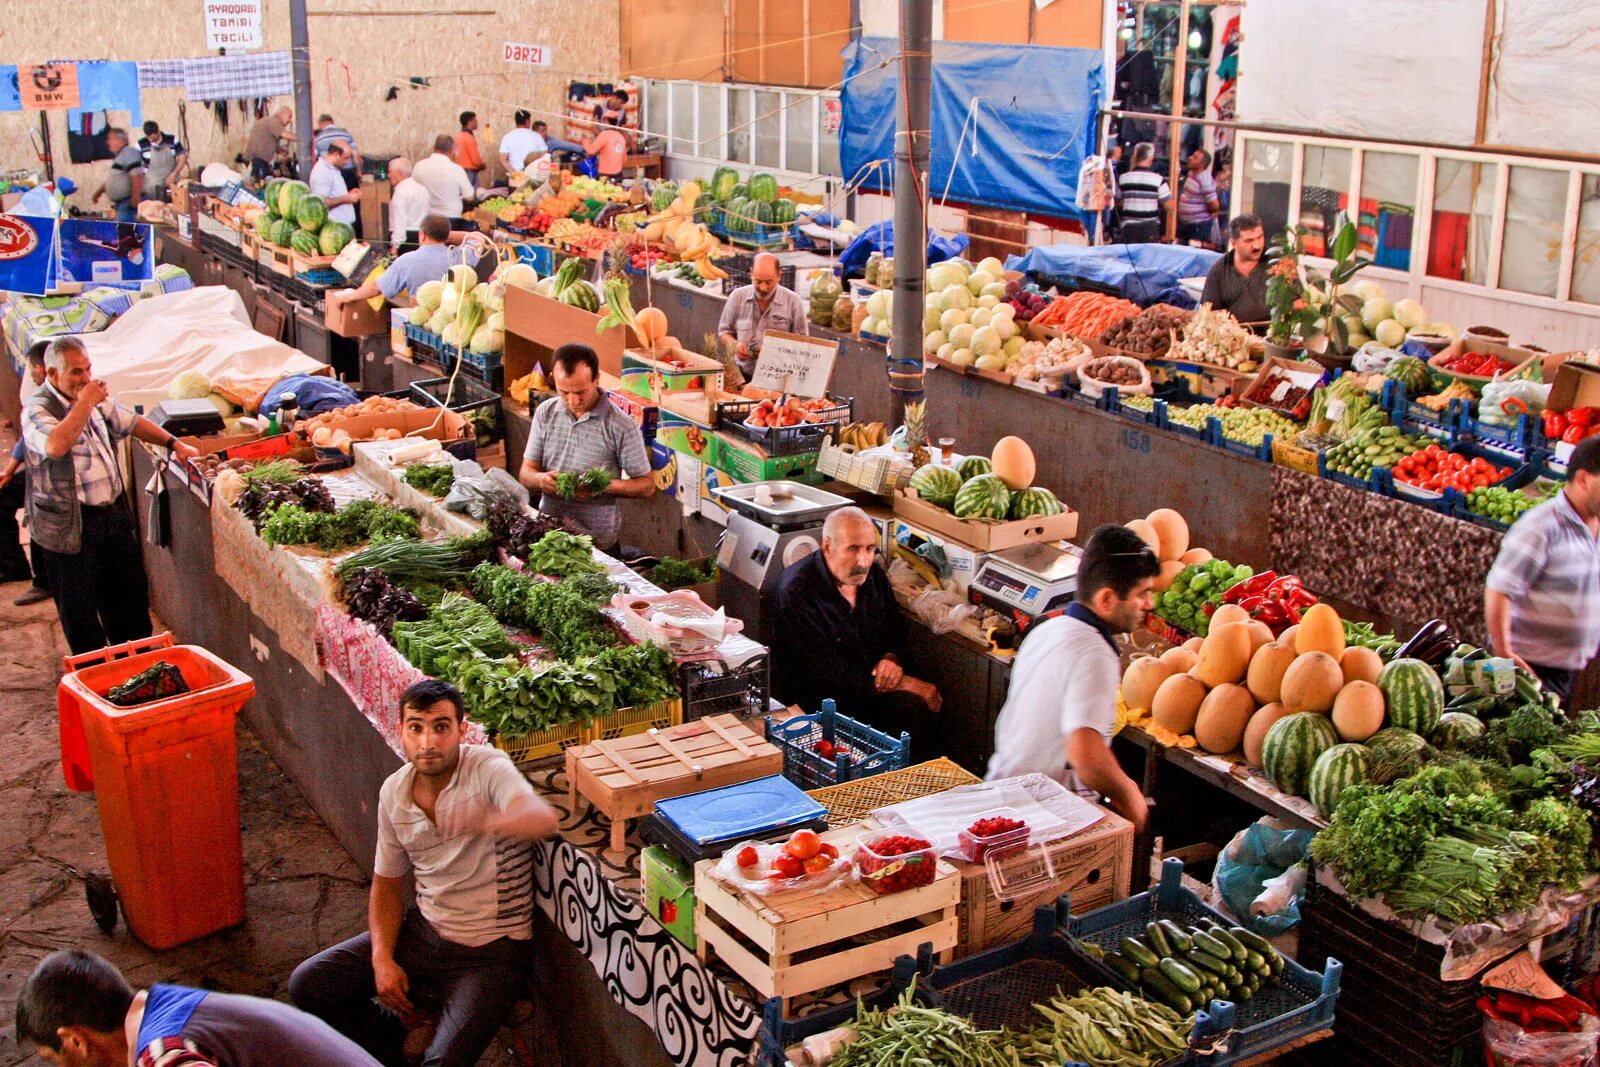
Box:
717 252 807 382
518 343 655 552
95 128 144 224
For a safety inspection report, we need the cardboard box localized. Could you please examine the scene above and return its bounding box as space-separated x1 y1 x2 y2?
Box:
656 410 721 468
1548 360 1600 414
390 308 412 358
1435 336 1542 380
326 296 389 339
1147 358 1253 400
697 461 735 526
641 845 698 950
260 243 294 277
891 488 1078 552
715 431 823 484
608 388 660 441
620 346 725 401
888 517 989 591
503 285 635 378
301 407 471 446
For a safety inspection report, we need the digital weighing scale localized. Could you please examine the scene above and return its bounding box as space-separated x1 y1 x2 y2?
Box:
968 542 1084 625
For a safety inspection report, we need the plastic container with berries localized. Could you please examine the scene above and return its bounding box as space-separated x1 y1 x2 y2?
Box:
856 830 938 896
956 808 1031 863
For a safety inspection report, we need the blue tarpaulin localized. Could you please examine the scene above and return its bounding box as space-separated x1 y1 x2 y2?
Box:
1007 243 1221 306
840 38 1105 220
838 222 968 278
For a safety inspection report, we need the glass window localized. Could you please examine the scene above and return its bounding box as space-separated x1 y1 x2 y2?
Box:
669 84 694 157
1500 165 1567 298
1299 146 1352 258
1429 159 1495 286
726 88 752 164
642 80 668 142
1239 138 1291 238
1358 151 1419 270
696 84 722 158
819 97 842 177
784 94 815 174
754 89 782 170
1570 174 1600 306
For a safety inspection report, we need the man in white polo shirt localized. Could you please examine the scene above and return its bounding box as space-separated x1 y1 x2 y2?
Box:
412 134 475 221
986 524 1157 830
290 679 559 1067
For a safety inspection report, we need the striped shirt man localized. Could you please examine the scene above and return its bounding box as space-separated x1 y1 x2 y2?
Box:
524 391 650 546
1117 167 1170 221
1486 490 1600 674
1178 170 1219 225
313 123 356 160
22 383 136 506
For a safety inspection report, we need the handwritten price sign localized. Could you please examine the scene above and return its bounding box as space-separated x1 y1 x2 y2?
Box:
748 331 838 398
502 41 554 67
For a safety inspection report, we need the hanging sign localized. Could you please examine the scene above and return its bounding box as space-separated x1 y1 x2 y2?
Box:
19 65 80 111
0 214 58 295
502 42 554 67
204 0 264 49
748 331 838 398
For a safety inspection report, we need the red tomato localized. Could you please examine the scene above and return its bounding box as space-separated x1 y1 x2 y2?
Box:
770 854 804 878
814 740 836 759
784 829 822 861
802 855 832 874
818 842 839 860
736 845 760 868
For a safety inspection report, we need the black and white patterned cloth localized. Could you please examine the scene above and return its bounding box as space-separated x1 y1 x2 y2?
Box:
182 51 292 101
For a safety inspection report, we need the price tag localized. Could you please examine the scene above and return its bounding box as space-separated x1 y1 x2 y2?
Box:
1483 950 1567 999
1271 379 1293 402
748 331 839 398
1326 397 1347 422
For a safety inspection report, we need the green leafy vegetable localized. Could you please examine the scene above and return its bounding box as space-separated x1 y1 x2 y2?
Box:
524 530 604 577
402 462 456 497
648 556 718 590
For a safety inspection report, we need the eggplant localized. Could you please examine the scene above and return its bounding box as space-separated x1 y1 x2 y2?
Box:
1395 619 1454 663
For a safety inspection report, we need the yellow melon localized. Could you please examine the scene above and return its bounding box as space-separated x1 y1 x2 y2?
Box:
1246 640 1298 705
1280 651 1345 713
1209 604 1251 630
1195 622 1253 687
1332 680 1386 741
1154 559 1185 592
1160 646 1198 673
1295 603 1346 659
1243 702 1294 768
1183 636 1204 653
1122 657 1176 711
991 436 1036 491
1151 673 1208 735
1146 508 1190 562
1180 547 1213 566
1243 619 1275 654
1194 683 1256 754
1126 519 1160 553
1280 624 1300 648
1340 646 1383 686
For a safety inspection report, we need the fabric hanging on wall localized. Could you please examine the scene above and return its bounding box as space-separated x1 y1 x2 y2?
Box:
67 111 113 164
183 52 292 102
1427 212 1470 281
136 60 187 89
0 66 21 112
65 62 142 128
1375 206 1415 270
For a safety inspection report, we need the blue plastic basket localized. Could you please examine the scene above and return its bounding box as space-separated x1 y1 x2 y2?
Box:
1316 451 1383 494
1379 439 1533 517
1460 412 1533 462
763 699 910 790
753 947 935 1065
1061 859 1342 1066
1106 390 1166 427
1210 418 1274 461
1386 381 1467 442
1168 413 1220 446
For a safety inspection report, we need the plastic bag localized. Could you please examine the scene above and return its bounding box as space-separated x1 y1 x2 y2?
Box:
442 462 528 521
906 586 980 635
1352 342 1404 374
1483 1016 1600 1067
1480 379 1552 427
1212 819 1316 936
711 839 854 896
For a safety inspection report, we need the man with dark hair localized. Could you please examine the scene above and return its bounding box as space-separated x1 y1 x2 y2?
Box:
309 140 362 228
291 680 557 1067
1199 213 1269 325
16 947 379 1066
599 88 631 129
327 213 484 310
985 524 1158 829
532 119 586 160
137 119 185 202
412 135 475 220
498 110 544 177
94 128 143 224
247 105 292 181
453 112 484 189
1177 147 1221 246
1485 435 1600 705
518 343 656 551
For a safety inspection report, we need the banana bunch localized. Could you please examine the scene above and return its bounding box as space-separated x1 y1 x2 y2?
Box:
839 422 888 449
640 182 727 280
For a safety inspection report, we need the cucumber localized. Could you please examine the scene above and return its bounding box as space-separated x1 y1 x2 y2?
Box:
1121 937 1159 969
1159 920 1194 954
1159 957 1202 993
1191 930 1232 960
1145 922 1173 958
1106 954 1142 984
1208 926 1249 963
1231 927 1274 955
1245 949 1267 971
1185 949 1229 976
1268 953 1285 978
1140 968 1193 1014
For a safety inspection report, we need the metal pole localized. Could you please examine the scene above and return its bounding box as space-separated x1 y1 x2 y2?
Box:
1165 0 1191 242
889 0 931 443
290 0 315 181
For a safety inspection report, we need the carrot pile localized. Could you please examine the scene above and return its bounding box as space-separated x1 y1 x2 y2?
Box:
1031 291 1141 338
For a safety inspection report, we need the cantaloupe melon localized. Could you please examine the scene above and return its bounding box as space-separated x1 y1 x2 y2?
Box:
1195 622 1253 687
1244 702 1293 768
1146 508 1190 562
1155 559 1185 592
1280 624 1300 648
1209 604 1251 630
1340 646 1383 686
1331 680 1385 741
1122 657 1175 711
1281 651 1345 713
1180 547 1213 566
1126 519 1160 553
1295 603 1346 659
1151 673 1208 735
1243 620 1275 654
991 436 1036 491
1160 646 1198 673
1246 641 1298 705
1183 636 1204 653
1195 683 1255 753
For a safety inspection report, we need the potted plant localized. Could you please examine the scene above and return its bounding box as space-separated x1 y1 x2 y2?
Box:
1265 216 1370 367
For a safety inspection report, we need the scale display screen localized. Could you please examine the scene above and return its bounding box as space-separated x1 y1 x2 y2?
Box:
977 566 1039 605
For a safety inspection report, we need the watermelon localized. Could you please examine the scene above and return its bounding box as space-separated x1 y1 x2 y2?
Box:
296 195 329 231
770 198 797 225
953 474 1011 520
650 181 679 213
278 180 310 220
254 210 277 238
268 219 298 247
318 221 355 256
1009 487 1063 518
558 280 600 312
1366 727 1431 757
1384 356 1431 396
750 199 774 226
1377 658 1444 737
1262 712 1339 796
729 182 749 202
289 229 320 257
957 456 992 482
909 464 963 509
1431 711 1486 750
748 172 779 203
710 166 740 201
262 178 286 218
1309 743 1373 817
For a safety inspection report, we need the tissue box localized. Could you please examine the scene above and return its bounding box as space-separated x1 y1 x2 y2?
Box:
641 845 697 950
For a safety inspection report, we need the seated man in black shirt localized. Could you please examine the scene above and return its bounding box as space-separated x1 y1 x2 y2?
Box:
1199 213 1269 325
771 506 941 742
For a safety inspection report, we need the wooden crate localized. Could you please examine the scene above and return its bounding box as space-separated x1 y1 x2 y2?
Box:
694 823 960 1012
951 804 1134 958
565 713 781 852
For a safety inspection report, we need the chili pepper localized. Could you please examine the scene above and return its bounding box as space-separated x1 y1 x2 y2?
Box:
1529 1004 1575 1028
1238 595 1266 612
1291 587 1319 608
1283 602 1302 625
1255 601 1288 625
1265 575 1303 601
1479 995 1509 1021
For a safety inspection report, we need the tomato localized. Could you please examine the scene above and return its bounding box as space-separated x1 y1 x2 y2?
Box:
770 854 804 878
784 829 822 861
803 855 832 874
814 740 836 759
818 842 840 860
736 845 760 868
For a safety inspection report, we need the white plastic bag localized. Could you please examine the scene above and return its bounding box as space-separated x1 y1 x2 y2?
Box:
711 838 853 896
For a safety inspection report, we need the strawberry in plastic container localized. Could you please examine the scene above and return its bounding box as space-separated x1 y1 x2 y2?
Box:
856 832 937 895
957 809 1030 863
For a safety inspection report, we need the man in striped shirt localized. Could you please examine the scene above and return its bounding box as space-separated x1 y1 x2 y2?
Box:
1176 148 1221 247
1115 142 1170 243
1485 436 1600 704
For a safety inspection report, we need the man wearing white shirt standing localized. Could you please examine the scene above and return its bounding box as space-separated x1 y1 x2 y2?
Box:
309 141 361 226
412 134 475 221
386 157 431 250
497 111 545 177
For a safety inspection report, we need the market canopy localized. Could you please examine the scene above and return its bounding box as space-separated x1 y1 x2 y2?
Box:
1006 244 1221 306
839 38 1105 219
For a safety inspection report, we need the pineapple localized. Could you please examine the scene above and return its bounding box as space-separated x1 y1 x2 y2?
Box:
902 397 928 448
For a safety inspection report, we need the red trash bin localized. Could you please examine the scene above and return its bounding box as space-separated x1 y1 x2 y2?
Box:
58 634 255 949
58 634 180 793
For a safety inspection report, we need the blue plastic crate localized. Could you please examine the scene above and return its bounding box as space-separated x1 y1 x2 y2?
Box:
763 699 910 790
1373 467 1454 514
1461 412 1533 462
754 947 935 1065
1210 418 1274 461
1167 412 1220 446
1380 439 1533 517
1062 859 1342 1066
1316 451 1383 493
1105 389 1164 426
507 241 557 277
1387 381 1467 442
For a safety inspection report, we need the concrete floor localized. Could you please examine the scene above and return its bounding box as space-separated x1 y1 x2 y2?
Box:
0 580 549 1066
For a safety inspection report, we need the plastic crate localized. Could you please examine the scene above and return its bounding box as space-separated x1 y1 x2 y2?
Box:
679 654 770 721
764 699 910 790
753 947 935 1066
1461 412 1534 462
1380 439 1534 516
586 697 682 743
409 375 506 447
492 719 589 763
1317 451 1384 494
721 252 797 292
1062 859 1342 1066
1167 412 1220 446
1107 391 1166 427
1210 418 1274 461
717 397 850 456
1387 380 1468 442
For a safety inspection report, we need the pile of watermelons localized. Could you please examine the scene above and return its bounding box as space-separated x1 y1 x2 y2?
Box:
258 178 355 257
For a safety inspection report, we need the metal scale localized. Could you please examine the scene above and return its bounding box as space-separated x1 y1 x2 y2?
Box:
969 542 1084 626
711 480 855 646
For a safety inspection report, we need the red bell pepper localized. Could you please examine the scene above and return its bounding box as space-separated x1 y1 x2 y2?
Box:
1254 601 1289 626
1569 407 1597 427
1564 425 1589 445
1222 570 1277 603
1545 411 1569 438
1238 595 1266 612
